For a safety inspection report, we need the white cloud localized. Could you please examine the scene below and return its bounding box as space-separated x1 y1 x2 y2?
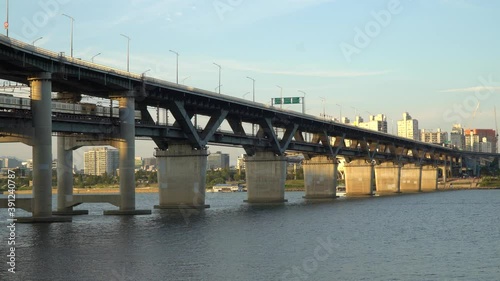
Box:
439 86 500 93
218 59 389 78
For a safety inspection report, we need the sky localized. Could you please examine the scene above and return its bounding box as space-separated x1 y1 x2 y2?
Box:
1 0 500 167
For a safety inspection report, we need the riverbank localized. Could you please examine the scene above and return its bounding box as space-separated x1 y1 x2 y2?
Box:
5 178 499 195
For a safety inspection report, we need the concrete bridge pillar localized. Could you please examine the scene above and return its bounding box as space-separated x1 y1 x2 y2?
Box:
303 156 337 199
421 165 438 192
400 164 422 192
439 162 449 184
154 145 210 209
53 136 88 216
18 73 70 222
104 94 150 215
344 159 374 196
245 152 287 203
374 162 401 194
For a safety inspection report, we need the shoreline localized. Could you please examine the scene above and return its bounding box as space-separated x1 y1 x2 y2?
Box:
4 185 499 195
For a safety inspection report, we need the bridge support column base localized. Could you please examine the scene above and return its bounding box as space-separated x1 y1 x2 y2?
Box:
375 162 401 194
103 209 152 216
154 204 210 210
15 216 72 223
421 165 438 192
375 191 402 196
244 152 287 203
303 156 338 199
303 195 337 200
400 164 422 193
244 199 288 204
52 210 89 216
155 145 209 208
344 159 374 196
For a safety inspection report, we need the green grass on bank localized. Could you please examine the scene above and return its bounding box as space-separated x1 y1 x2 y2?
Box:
285 179 304 190
479 177 500 187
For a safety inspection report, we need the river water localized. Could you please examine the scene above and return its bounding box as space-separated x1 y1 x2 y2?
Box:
1 190 499 281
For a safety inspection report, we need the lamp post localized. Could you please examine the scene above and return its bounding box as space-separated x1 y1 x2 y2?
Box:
169 50 179 84
320 97 326 120
276 85 283 109
298 90 306 114
351 106 358 118
213 62 221 94
142 69 151 77
62 13 74 57
32 37 43 46
91 52 101 63
120 34 131 72
336 104 342 122
5 0 9 37
246 76 255 102
247 76 256 135
298 90 307 141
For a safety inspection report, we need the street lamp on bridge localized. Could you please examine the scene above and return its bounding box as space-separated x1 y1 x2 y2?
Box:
169 50 179 84
298 90 306 114
276 85 283 109
62 13 74 57
32 37 43 46
5 0 9 37
91 52 101 63
142 69 151 77
213 62 221 94
247 76 256 136
120 34 131 72
320 97 326 120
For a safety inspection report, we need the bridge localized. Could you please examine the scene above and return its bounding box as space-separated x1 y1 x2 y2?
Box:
0 34 496 222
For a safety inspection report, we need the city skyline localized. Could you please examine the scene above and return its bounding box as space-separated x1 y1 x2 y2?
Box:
1 0 499 166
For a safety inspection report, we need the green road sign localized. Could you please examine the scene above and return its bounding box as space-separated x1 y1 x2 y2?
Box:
273 97 301 105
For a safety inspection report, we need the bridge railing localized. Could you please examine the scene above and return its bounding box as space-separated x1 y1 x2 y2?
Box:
0 34 144 80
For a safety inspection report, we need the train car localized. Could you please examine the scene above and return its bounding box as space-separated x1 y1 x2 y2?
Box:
80 103 97 115
0 94 142 121
0 94 29 111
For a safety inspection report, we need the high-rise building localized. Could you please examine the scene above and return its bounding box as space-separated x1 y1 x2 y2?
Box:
397 112 419 140
450 124 465 150
207 151 230 170
420 128 448 145
142 157 157 171
236 154 247 171
143 157 156 167
84 147 119 176
354 114 388 133
135 157 143 170
0 157 22 168
464 129 497 153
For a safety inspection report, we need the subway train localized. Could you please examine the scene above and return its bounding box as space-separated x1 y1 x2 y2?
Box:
0 93 141 120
